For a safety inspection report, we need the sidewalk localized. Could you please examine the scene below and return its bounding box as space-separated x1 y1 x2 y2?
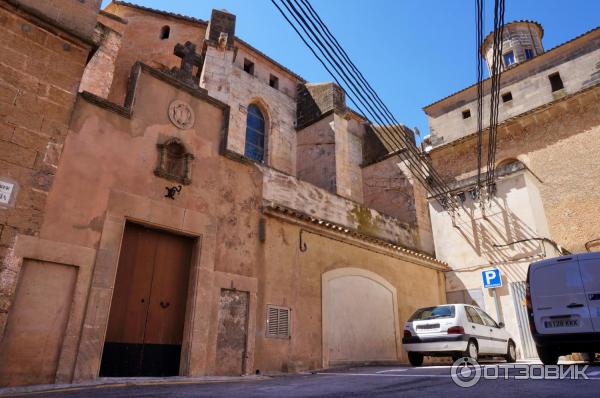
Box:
0 375 268 397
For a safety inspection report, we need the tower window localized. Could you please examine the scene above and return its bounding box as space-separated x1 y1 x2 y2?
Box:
503 51 515 67
548 72 564 92
160 25 170 40
501 92 513 103
462 109 471 119
524 48 534 60
243 59 255 75
269 74 279 89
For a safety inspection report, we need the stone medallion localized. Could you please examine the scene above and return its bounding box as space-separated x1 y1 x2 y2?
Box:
168 100 195 129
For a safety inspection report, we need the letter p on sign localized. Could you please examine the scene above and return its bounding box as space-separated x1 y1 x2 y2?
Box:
482 268 502 288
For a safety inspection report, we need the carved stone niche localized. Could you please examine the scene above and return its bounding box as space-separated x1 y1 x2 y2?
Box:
154 137 194 185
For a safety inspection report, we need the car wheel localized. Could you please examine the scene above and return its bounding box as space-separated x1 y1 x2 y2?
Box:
582 352 596 363
537 346 559 365
505 341 517 363
463 340 478 361
408 352 424 367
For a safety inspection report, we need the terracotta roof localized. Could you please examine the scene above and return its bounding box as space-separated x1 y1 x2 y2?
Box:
481 20 544 56
264 203 448 268
423 24 600 112
109 1 305 82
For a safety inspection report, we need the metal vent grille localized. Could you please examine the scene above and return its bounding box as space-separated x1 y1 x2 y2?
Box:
266 305 290 338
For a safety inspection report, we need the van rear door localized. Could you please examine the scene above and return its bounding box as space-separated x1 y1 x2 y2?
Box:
579 255 600 332
530 257 594 334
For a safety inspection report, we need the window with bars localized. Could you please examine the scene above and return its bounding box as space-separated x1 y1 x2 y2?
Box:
266 305 290 338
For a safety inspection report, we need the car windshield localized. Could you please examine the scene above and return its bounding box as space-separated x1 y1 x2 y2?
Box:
409 305 455 321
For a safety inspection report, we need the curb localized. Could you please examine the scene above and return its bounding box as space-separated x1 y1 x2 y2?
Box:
0 375 269 397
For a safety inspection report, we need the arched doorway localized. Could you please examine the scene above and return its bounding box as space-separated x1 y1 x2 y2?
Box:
322 268 400 367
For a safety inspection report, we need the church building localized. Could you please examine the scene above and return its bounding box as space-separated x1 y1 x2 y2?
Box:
0 1 445 386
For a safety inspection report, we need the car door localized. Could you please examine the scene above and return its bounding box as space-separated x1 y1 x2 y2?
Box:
477 308 507 354
530 257 594 335
579 256 600 332
464 306 491 354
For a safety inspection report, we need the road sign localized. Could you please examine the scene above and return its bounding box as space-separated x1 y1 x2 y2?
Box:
482 268 502 289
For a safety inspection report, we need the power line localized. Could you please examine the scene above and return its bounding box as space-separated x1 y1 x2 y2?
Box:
485 0 506 196
271 0 458 209
280 0 446 199
475 0 485 194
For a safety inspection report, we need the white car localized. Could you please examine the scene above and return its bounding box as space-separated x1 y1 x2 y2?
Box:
527 252 600 365
402 304 516 366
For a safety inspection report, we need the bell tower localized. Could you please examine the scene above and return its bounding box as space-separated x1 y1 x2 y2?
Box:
481 20 544 72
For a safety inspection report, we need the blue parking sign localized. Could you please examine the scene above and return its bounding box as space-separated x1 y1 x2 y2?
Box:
482 268 502 288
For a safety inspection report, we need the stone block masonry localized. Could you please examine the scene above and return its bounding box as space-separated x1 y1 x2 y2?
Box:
0 3 97 336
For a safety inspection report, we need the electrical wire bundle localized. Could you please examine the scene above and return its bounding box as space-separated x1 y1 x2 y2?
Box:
475 0 485 198
484 0 506 198
271 0 458 210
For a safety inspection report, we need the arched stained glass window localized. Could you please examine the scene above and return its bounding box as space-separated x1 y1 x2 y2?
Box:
244 104 266 162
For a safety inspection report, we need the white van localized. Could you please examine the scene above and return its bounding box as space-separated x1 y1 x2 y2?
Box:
527 252 600 365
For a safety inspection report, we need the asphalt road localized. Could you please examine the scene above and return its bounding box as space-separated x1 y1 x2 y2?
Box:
4 362 600 398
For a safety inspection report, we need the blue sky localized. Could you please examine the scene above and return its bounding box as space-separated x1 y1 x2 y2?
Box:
102 1 600 137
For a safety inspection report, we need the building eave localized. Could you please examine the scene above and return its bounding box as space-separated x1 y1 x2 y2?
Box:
263 203 448 270
423 25 600 114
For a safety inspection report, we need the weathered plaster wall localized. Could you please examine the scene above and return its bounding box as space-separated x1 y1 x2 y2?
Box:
261 167 418 250
7 68 265 383
296 114 336 192
362 155 434 255
430 84 600 252
253 217 446 372
333 114 364 203
362 156 418 224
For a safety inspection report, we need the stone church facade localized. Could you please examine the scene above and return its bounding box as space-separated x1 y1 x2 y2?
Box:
0 1 445 386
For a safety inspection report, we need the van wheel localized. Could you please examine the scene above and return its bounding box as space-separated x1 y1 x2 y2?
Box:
582 352 596 363
505 341 517 363
408 352 424 367
537 347 559 365
464 340 478 361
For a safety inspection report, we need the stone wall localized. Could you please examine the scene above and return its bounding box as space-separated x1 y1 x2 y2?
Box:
201 44 299 175
254 216 446 372
103 3 207 105
296 113 336 192
260 166 418 250
425 28 600 146
333 114 365 203
0 2 97 336
9 0 101 41
429 84 600 253
79 22 122 99
481 21 544 72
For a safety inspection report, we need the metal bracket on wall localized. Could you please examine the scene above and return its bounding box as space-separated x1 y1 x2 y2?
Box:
299 229 307 252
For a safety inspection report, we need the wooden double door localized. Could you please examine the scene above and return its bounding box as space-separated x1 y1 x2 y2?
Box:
100 223 194 377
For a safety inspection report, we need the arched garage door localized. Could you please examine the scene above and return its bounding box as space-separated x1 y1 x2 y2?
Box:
322 268 400 367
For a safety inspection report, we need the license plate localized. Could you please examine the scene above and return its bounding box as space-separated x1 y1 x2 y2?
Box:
544 319 579 328
417 323 439 329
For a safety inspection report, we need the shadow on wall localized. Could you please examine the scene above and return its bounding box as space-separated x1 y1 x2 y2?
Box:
432 177 549 276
